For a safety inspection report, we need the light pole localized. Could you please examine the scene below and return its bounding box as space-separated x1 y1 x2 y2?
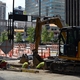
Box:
12 0 14 33
39 0 41 44
46 6 48 16
13 0 14 25
39 0 41 17
12 0 14 41
12 0 14 52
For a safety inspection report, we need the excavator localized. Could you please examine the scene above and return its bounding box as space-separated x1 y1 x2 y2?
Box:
32 16 80 74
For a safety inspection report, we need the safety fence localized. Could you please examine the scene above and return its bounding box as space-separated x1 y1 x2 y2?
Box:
0 43 59 59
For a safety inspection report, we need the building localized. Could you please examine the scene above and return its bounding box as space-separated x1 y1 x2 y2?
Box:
14 6 25 15
0 20 7 35
12 6 27 28
25 0 65 21
0 1 7 34
0 1 6 20
8 6 33 29
65 0 80 26
14 6 32 28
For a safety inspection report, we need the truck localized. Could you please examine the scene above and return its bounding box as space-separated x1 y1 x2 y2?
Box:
32 16 80 74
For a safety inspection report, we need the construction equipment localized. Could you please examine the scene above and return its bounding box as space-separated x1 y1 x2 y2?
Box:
32 16 80 74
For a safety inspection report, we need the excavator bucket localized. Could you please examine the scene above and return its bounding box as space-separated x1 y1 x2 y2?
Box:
32 49 44 67
20 54 28 63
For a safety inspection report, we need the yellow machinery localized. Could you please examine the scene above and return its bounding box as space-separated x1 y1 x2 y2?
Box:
33 16 80 74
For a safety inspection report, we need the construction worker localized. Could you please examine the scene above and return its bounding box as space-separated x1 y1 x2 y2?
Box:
36 62 45 69
22 61 33 69
22 62 29 68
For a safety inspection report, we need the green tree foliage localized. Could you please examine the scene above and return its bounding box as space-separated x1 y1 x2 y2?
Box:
26 27 35 43
41 27 54 43
48 31 54 42
41 27 49 43
16 32 22 42
0 31 8 42
26 26 54 44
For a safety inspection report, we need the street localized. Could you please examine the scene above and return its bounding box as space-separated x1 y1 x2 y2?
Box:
0 70 80 80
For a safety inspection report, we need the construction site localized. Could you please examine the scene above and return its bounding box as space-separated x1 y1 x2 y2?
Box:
0 0 80 80
0 16 80 80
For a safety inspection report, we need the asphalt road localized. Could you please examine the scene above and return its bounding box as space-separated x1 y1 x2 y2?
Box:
0 70 80 80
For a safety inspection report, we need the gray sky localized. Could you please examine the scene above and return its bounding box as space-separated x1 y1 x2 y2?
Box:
0 0 25 19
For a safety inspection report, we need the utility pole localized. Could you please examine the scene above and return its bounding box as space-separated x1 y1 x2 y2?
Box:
12 0 14 55
11 0 14 43
12 0 14 33
39 0 41 17
46 6 48 16
39 0 41 44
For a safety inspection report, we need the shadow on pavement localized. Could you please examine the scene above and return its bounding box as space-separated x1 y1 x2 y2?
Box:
0 77 5 80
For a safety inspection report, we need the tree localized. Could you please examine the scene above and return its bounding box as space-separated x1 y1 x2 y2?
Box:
25 26 54 44
26 27 35 43
16 32 22 42
0 31 8 42
41 27 49 43
48 31 54 42
41 27 54 43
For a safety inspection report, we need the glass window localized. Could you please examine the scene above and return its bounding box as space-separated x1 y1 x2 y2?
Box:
66 30 77 44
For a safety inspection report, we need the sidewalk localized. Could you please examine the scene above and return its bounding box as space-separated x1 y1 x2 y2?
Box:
6 59 49 74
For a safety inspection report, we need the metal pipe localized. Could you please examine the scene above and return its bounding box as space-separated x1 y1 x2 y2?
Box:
39 0 41 17
12 0 14 40
12 0 14 25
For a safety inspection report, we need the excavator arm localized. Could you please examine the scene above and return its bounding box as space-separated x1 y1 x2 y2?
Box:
35 17 66 52
33 17 66 67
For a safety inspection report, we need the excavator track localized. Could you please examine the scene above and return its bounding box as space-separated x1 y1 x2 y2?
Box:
50 58 80 75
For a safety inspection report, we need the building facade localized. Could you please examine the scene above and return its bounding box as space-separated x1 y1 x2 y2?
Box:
65 0 80 26
25 0 65 21
13 6 27 28
9 6 33 28
0 20 7 35
0 1 6 20
14 6 25 15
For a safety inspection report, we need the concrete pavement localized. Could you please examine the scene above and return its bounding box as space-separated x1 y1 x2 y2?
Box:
0 70 80 80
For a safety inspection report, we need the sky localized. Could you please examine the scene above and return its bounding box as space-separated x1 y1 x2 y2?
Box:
0 0 25 19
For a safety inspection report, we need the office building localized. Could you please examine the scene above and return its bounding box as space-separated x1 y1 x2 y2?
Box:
14 6 25 15
25 0 65 21
65 0 80 26
13 6 26 28
0 20 7 35
0 1 6 20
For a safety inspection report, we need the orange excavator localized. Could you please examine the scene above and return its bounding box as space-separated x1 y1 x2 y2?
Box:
32 16 80 74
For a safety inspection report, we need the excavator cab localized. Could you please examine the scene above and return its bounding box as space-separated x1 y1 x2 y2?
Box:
59 27 80 60
49 27 80 73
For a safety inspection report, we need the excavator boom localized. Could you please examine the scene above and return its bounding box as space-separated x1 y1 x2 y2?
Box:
35 17 66 52
33 16 66 67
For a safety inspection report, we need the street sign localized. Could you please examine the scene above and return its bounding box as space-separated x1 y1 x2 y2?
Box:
9 14 27 21
9 14 32 22
0 40 13 54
